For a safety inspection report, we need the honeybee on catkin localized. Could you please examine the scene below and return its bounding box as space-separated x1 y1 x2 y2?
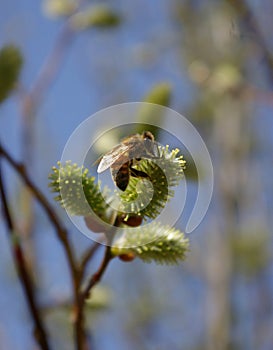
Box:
97 131 158 191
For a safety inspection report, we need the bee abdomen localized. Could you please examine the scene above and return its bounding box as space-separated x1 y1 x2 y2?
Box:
112 162 130 191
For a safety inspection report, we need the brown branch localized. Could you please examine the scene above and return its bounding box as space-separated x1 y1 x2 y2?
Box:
0 142 86 348
82 245 113 301
0 142 119 350
0 158 51 350
73 245 113 350
79 242 102 282
80 218 120 302
74 220 118 350
0 142 77 278
0 143 107 350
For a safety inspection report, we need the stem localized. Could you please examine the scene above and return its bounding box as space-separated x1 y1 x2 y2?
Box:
74 245 113 350
74 220 117 350
0 158 50 350
79 242 102 282
80 220 119 301
82 245 113 301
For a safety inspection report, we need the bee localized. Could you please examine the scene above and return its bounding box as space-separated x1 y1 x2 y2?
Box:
97 131 158 191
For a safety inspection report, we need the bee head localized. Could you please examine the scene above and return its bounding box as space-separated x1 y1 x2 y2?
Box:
142 131 154 141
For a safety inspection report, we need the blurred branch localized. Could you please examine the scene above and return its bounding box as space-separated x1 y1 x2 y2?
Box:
21 23 74 121
0 157 50 350
227 0 273 83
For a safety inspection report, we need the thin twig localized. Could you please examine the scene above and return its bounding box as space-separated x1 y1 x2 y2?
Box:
79 215 119 294
79 242 103 281
0 158 51 350
80 217 120 301
81 245 113 301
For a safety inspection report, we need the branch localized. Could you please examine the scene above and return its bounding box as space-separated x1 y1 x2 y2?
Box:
81 245 113 301
80 219 120 301
0 142 77 279
79 242 102 282
72 245 113 349
0 142 91 349
21 23 74 119
227 0 273 83
0 158 50 350
74 229 116 350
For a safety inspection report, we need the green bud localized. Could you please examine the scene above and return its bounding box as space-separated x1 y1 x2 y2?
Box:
0 45 23 104
43 0 78 18
112 222 189 265
71 5 120 30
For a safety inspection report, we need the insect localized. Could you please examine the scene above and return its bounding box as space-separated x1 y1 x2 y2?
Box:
97 131 158 191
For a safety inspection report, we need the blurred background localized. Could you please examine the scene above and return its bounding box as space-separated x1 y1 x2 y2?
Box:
1 0 273 349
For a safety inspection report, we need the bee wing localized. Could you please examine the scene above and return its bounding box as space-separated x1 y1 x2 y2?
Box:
140 139 160 158
97 143 132 173
149 142 160 158
92 156 103 167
